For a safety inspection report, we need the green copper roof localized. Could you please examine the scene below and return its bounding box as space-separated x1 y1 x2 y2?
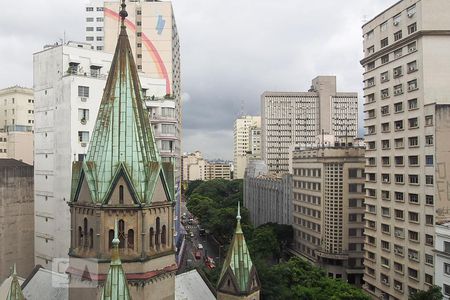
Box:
75 6 172 205
218 203 254 293
6 265 25 300
101 220 132 300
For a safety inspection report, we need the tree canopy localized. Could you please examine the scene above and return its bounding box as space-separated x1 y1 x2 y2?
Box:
409 286 443 300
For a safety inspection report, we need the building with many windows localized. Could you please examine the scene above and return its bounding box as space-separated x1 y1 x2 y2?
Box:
290 139 366 286
204 162 232 181
0 86 34 131
261 76 358 174
84 0 105 51
361 1 450 298
181 151 207 182
233 115 261 179
435 222 450 300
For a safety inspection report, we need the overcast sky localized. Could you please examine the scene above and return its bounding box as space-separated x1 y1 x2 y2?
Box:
0 0 397 160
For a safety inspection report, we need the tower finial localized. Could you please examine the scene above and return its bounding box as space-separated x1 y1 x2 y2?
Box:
119 0 128 26
111 219 120 262
237 201 241 222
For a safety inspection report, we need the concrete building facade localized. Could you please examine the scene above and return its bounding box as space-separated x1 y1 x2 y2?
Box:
85 0 105 51
361 1 450 298
0 86 34 131
261 76 358 174
0 131 33 165
0 159 34 282
233 116 261 179
181 151 207 182
243 169 292 227
204 162 232 181
435 223 450 300
291 143 366 286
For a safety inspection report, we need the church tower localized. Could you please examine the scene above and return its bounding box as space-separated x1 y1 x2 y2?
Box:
67 1 177 299
217 203 261 300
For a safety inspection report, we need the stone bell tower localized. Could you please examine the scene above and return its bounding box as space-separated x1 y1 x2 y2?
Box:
67 1 177 299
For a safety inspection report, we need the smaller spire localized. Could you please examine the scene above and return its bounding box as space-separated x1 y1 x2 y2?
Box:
119 0 128 26
237 201 241 222
111 219 120 263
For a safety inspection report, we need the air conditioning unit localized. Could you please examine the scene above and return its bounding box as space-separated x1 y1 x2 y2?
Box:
382 278 388 284
409 46 417 53
394 70 400 77
393 20 399 26
81 142 87 147
408 254 415 259
80 97 87 102
394 89 403 96
408 85 416 91
409 66 416 72
395 284 402 290
408 12 414 18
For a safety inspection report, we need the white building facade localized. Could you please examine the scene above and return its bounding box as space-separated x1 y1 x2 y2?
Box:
233 115 260 179
85 0 105 51
361 1 450 299
261 76 358 174
436 223 450 300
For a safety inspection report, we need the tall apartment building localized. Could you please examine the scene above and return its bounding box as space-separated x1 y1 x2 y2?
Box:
361 1 450 298
0 86 34 164
435 222 450 300
248 126 262 161
33 41 168 268
0 86 34 131
291 139 366 285
182 151 207 182
85 0 105 51
204 162 232 181
261 76 358 174
233 115 261 179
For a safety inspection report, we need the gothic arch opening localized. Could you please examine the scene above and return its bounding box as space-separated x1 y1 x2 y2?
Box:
128 229 134 250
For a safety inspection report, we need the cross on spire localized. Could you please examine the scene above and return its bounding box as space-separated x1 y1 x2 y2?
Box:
119 0 128 25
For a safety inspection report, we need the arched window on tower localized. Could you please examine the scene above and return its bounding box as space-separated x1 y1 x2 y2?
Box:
119 185 124 204
128 229 134 250
83 218 88 247
89 228 94 249
109 229 114 249
161 225 166 245
78 226 83 246
118 219 125 249
149 227 154 248
155 217 160 247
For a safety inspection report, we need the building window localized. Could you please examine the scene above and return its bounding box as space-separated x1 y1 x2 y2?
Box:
381 38 389 48
381 105 389 115
96 17 103 22
118 220 125 248
381 88 390 99
425 215 433 225
86 17 94 22
409 193 419 204
408 230 419 242
425 115 433 126
119 185 124 204
381 54 389 64
395 174 404 184
78 109 89 123
425 135 434 145
381 207 390 217
407 4 416 17
425 155 433 166
408 212 419 223
149 227 154 248
426 195 434 206
96 7 103 11
407 61 417 73
408 155 419 166
381 123 390 133
408 79 418 91
393 66 403 78
78 131 89 143
86 36 94 41
395 138 404 149
395 192 404 202
137 43 142 48
86 27 94 31
408 23 417 34
78 86 89 97
394 30 402 41
380 21 388 32
408 267 419 280
137 10 142 15
127 229 134 249
408 41 417 53
394 102 403 112
161 225 167 245
381 240 390 251
96 27 103 32
393 14 401 26
409 175 419 185
395 209 404 220
425 175 434 185
394 48 403 58
366 30 374 40
445 263 450 275
86 7 94 11
425 234 433 246
408 98 418 110
382 139 390 150
137 21 142 26
408 136 419 147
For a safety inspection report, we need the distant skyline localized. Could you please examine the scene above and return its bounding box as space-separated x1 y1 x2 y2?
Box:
0 0 397 160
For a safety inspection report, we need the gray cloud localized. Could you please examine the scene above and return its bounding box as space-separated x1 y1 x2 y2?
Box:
0 0 397 160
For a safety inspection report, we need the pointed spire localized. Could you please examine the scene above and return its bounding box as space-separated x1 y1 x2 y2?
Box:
6 264 25 300
101 219 132 300
77 0 173 205
217 202 260 295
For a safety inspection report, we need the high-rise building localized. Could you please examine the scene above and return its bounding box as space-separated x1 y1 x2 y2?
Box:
182 151 207 182
67 10 176 298
435 222 450 300
361 1 450 298
0 86 34 131
290 138 366 286
261 76 358 174
204 162 232 181
247 126 261 161
233 115 261 179
85 0 105 51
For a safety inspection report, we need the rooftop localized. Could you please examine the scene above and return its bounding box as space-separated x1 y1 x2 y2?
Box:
0 159 32 168
175 270 215 300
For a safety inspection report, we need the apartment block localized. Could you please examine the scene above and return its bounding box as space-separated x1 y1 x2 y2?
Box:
204 162 232 181
291 140 365 285
361 1 450 298
261 76 358 174
0 86 34 131
233 115 261 179
0 131 33 165
435 222 450 300
85 0 105 51
182 151 207 182
244 163 292 227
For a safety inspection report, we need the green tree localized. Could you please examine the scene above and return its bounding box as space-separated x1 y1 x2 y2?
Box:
248 226 280 261
409 286 443 300
185 180 203 198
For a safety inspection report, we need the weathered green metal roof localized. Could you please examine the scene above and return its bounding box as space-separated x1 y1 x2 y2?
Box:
75 5 172 204
6 265 25 300
218 203 254 293
101 220 132 300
